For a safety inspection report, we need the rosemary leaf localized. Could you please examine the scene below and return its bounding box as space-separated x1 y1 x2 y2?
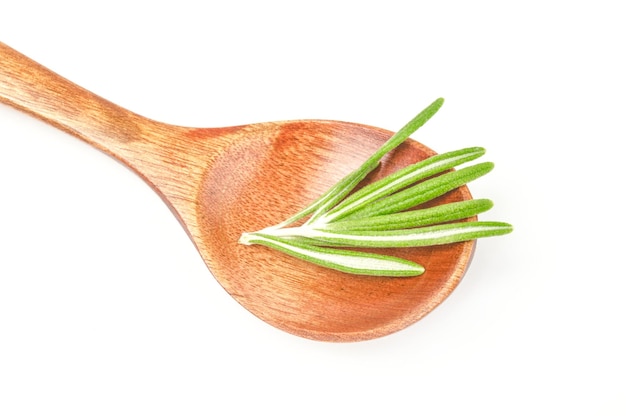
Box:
277 221 513 248
323 199 494 231
301 163 378 225
272 161 379 228
304 97 445 224
239 233 425 277
318 147 486 224
343 162 494 220
363 98 444 166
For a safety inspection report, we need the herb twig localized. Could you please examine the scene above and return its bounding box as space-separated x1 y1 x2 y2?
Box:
240 99 512 277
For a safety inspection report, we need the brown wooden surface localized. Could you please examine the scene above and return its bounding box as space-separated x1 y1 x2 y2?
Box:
0 42 475 341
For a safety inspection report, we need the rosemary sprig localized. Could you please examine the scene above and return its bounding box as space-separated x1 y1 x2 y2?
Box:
240 99 512 277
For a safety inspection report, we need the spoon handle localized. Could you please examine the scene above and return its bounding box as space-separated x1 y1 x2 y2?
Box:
0 42 149 160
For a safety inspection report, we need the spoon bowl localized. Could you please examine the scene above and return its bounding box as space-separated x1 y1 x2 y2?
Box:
0 42 474 341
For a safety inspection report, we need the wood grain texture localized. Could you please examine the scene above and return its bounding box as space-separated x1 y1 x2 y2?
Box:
0 42 474 342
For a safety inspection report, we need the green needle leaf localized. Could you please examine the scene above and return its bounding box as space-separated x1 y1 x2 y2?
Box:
272 163 377 228
363 98 444 166
279 221 513 248
305 97 445 224
323 199 494 231
318 147 486 224
344 162 495 220
239 233 425 277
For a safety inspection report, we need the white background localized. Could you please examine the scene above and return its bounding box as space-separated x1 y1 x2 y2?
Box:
1 1 624 415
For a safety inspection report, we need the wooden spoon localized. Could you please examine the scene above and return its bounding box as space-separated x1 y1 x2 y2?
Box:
0 42 475 342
